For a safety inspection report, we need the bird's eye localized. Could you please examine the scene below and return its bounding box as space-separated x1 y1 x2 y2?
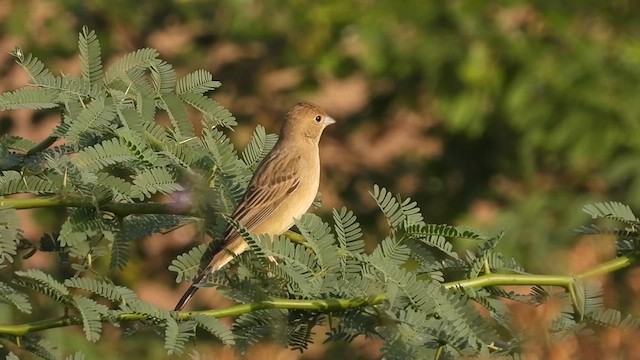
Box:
315 115 322 122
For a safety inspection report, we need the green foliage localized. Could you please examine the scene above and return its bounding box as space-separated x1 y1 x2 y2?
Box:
241 125 278 171
72 296 108 342
1 29 639 359
164 318 195 355
66 351 86 360
371 184 424 230
14 269 70 304
0 206 21 265
169 243 208 283
583 201 639 225
192 315 236 346
78 27 103 85
0 280 32 313
21 335 61 360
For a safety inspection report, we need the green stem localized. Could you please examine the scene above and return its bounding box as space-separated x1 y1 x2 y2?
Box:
0 255 634 337
444 273 571 290
0 196 84 209
577 255 633 279
443 254 635 290
0 316 74 336
192 294 387 318
0 196 192 217
26 136 58 156
0 295 387 336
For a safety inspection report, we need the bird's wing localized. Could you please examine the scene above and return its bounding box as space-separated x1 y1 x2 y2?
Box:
174 150 301 312
212 149 301 262
226 149 301 238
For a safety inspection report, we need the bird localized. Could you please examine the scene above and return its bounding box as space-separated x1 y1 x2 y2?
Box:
174 102 335 311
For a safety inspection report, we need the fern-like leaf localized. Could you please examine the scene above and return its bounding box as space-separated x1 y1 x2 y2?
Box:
65 97 116 142
35 76 99 99
2 135 37 152
583 202 639 225
369 235 411 267
14 269 69 303
180 92 237 129
192 315 236 345
176 70 221 94
11 48 55 85
421 224 488 241
21 335 61 360
295 213 339 271
65 277 138 304
164 318 195 355
241 125 278 170
104 48 160 84
467 232 504 278
203 129 248 183
65 351 86 360
371 185 424 230
169 244 208 283
246 233 319 296
232 311 275 352
78 26 103 85
58 207 103 247
109 233 131 271
333 208 364 254
0 88 59 111
333 207 365 279
405 224 459 260
0 205 20 265
0 281 32 313
131 167 183 199
120 299 172 320
95 173 135 203
150 60 176 94
72 137 138 172
159 93 194 137
72 295 107 342
587 308 640 328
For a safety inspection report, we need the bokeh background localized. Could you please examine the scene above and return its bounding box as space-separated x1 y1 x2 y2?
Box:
2 1 640 359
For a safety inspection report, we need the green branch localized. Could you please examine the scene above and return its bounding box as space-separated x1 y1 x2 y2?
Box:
0 196 192 217
26 135 59 156
443 255 635 290
192 294 387 318
0 295 387 337
0 255 634 338
0 316 76 337
0 195 311 244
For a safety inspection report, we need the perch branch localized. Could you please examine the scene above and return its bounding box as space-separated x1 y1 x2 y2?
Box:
0 255 634 337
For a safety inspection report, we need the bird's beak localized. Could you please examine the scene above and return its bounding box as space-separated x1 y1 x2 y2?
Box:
324 116 336 126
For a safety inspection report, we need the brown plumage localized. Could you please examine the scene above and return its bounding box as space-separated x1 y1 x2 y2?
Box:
174 102 335 311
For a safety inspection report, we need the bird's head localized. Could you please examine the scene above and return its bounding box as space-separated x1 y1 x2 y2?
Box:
280 102 335 142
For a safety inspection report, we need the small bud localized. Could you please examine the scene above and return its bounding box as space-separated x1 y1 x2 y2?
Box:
11 46 24 61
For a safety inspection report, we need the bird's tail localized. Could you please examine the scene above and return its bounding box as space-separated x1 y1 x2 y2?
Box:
174 244 247 310
173 276 203 312
173 240 227 312
173 227 251 311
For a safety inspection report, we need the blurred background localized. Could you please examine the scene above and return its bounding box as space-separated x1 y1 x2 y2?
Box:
2 0 640 359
